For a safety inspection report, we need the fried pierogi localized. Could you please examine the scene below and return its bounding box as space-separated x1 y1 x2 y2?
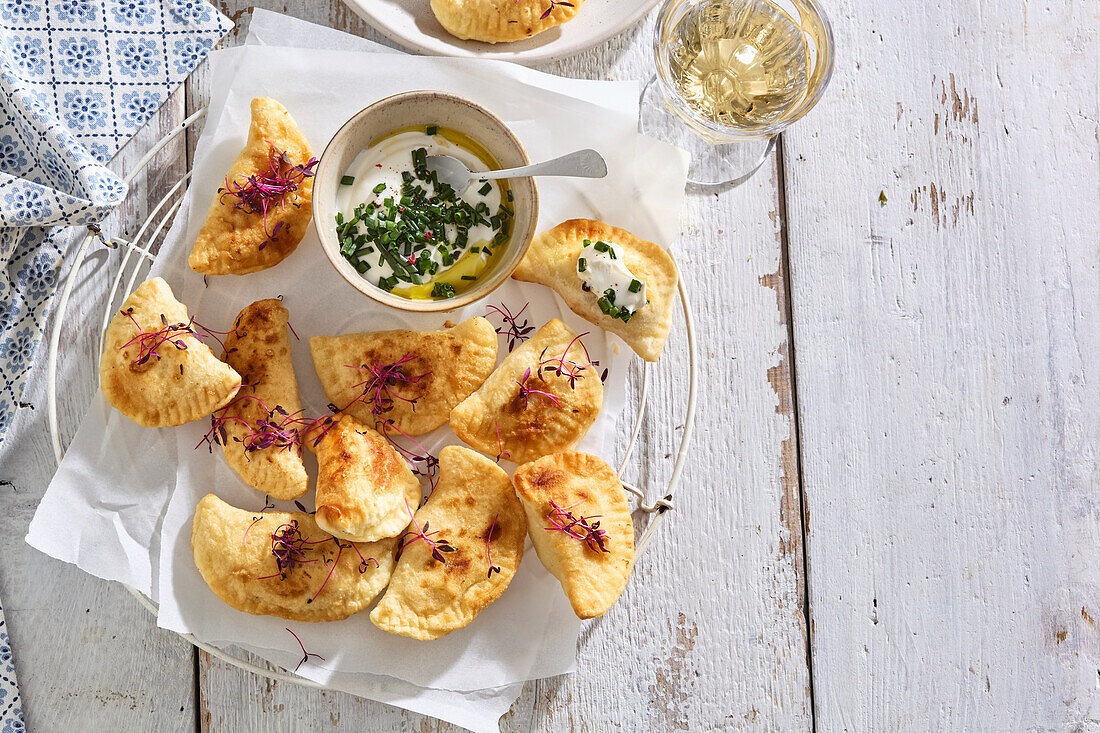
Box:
370 446 526 640
430 0 584 43
449 319 602 464
313 414 421 543
191 494 397 622
310 316 497 437
218 299 308 500
513 452 634 619
189 97 315 276
512 219 678 362
100 277 241 427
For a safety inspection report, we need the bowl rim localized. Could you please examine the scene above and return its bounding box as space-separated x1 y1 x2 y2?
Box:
313 90 538 313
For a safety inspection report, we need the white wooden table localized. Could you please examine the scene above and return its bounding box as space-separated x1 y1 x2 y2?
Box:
1 2 1096 730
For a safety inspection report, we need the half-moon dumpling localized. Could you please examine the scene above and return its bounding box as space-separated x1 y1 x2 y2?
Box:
449 319 602 465
189 97 315 276
370 446 526 640
512 452 634 619
312 414 421 543
191 494 397 622
512 219 679 361
310 316 497 437
100 277 241 427
430 0 584 43
215 299 309 500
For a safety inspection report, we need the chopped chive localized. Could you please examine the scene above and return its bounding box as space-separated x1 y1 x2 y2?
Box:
431 282 455 298
461 275 477 281
426 125 438 136
340 175 355 186
578 257 587 272
628 279 642 293
373 182 387 194
478 182 492 196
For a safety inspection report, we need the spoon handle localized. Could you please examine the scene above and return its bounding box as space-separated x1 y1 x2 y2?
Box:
479 149 608 181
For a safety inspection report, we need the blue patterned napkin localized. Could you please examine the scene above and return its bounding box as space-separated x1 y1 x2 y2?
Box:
0 596 21 733
0 0 231 445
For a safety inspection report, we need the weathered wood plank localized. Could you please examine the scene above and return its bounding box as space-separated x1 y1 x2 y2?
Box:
193 4 812 732
0 87 198 731
784 0 1099 728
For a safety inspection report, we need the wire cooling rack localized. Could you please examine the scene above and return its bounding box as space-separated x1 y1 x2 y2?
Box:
45 105 698 690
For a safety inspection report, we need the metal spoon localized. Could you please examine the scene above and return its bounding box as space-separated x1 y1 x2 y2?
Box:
425 148 608 192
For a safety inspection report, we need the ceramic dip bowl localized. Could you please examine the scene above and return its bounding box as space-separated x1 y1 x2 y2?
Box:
313 91 539 312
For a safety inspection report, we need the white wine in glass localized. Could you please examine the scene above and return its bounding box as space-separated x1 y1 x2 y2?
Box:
642 0 833 187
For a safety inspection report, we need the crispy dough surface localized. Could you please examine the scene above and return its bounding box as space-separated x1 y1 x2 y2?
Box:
99 277 241 427
449 319 602 465
513 452 634 619
430 0 585 43
512 219 678 362
219 299 308 500
370 446 526 640
190 494 397 622
189 98 314 276
310 316 497 437
314 414 421 543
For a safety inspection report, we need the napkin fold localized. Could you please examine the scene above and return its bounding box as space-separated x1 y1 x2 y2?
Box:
0 0 230 446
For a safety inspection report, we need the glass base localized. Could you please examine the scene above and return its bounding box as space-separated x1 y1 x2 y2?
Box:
640 76 776 190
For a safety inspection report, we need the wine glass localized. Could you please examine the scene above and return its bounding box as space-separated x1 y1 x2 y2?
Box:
641 0 834 188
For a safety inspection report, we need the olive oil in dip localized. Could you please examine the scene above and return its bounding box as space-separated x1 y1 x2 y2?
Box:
335 125 513 300
666 0 808 130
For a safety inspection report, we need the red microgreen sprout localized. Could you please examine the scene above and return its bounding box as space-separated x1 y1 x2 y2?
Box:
485 514 501 579
536 333 594 389
285 627 325 673
493 419 510 463
218 144 318 245
540 0 574 19
255 520 326 580
118 309 238 368
344 353 430 417
398 497 456 563
544 500 609 553
485 302 534 351
380 420 440 492
242 495 277 547
514 366 563 408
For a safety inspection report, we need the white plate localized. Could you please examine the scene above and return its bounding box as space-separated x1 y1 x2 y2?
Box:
342 0 662 65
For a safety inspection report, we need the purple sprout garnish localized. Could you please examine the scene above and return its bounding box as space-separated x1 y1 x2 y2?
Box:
485 514 501 579
256 520 326 580
540 0 574 19
536 333 594 389
485 302 534 352
545 500 609 553
398 498 456 563
380 420 440 492
493 419 510 463
514 366 563 408
285 627 325 673
242 495 277 547
218 144 318 243
118 308 238 368
344 353 430 417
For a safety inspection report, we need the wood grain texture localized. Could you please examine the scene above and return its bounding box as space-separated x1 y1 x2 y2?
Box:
0 89 198 731
783 0 1100 729
189 3 812 732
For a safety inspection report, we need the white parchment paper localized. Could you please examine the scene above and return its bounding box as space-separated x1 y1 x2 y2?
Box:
28 11 688 732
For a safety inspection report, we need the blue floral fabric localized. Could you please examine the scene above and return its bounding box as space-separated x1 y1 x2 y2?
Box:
0 598 21 732
0 0 230 445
